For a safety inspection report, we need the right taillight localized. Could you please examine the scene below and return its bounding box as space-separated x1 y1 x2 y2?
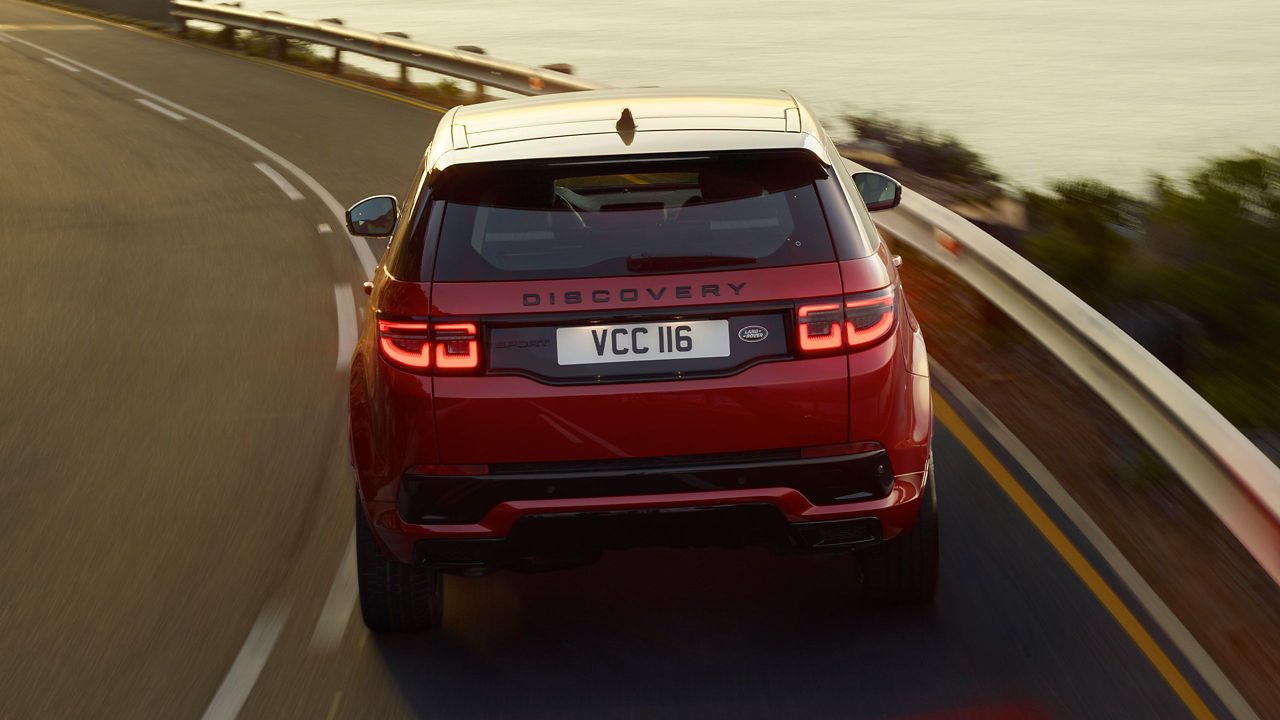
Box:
796 287 896 354
377 319 481 373
844 287 896 349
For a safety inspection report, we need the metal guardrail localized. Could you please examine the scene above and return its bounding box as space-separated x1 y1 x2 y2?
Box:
168 0 1280 584
855 161 1280 585
169 0 606 96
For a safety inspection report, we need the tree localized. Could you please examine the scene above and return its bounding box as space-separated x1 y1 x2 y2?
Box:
1023 180 1139 308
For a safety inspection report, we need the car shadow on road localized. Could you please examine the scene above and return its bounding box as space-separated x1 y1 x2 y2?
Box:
371 546 1019 719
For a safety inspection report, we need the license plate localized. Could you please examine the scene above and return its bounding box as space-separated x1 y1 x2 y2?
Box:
556 320 730 365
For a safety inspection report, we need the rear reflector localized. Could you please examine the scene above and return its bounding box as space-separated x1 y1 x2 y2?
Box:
406 463 489 476
800 441 885 459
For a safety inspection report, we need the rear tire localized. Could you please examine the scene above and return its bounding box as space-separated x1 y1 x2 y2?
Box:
859 464 938 604
355 494 443 633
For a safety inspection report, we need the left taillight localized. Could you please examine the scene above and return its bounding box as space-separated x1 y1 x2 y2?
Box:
796 286 896 355
377 320 480 373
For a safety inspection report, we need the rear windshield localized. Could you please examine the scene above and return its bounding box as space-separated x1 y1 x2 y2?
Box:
417 150 848 282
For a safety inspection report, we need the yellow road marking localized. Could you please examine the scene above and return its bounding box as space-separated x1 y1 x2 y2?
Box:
324 691 343 720
933 391 1216 720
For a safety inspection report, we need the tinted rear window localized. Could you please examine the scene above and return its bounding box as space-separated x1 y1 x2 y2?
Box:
420 150 847 282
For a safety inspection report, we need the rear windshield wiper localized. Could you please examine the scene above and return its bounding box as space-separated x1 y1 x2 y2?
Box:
626 254 758 273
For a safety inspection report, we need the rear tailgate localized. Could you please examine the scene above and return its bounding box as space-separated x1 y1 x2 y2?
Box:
431 264 848 463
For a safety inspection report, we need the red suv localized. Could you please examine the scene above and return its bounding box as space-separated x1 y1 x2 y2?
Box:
346 90 936 632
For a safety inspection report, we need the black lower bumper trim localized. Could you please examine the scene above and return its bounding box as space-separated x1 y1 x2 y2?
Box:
414 504 882 568
399 447 893 525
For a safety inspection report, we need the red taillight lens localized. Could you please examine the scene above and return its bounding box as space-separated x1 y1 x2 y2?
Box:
795 287 896 354
433 323 479 369
797 303 844 352
378 320 432 369
845 288 896 349
377 320 481 373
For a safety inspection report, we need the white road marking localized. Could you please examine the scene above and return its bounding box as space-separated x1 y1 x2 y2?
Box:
135 97 186 121
334 284 357 372
0 32 379 278
44 56 79 72
0 32 401 716
0 23 103 31
310 526 358 653
931 360 1262 720
200 600 290 720
0 33 10 42
253 161 304 201
317 223 332 234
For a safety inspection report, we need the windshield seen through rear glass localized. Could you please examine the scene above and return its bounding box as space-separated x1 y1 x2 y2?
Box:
413 150 849 282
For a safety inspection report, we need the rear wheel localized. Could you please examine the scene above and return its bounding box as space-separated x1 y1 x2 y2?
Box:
859 464 938 604
355 494 443 633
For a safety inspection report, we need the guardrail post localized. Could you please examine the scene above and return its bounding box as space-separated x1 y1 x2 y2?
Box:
320 18 344 73
215 1 239 47
260 11 287 61
383 32 410 90
455 45 487 99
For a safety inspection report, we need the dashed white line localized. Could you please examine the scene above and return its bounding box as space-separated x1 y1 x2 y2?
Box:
253 161 304 201
310 526 358 653
334 284 357 372
0 32 380 278
44 56 79 72
317 223 333 234
200 600 291 720
135 97 186 121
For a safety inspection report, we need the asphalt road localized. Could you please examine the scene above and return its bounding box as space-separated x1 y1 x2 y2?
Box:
0 2 1241 718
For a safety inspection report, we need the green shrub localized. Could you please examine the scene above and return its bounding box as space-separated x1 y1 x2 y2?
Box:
1026 151 1280 429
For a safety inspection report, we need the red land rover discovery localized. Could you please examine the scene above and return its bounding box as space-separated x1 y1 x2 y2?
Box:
346 89 936 632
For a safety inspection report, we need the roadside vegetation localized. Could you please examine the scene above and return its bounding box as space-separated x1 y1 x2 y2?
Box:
841 115 1279 433
1024 152 1280 431
842 113 1001 185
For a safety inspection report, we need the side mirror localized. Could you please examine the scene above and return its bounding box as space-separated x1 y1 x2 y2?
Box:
346 195 398 237
852 171 902 212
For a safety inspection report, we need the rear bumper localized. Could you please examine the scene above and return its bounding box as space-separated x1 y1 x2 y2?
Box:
364 464 930 566
397 446 894 525
414 503 884 568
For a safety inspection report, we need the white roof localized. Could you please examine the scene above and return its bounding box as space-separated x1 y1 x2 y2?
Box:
424 88 835 176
